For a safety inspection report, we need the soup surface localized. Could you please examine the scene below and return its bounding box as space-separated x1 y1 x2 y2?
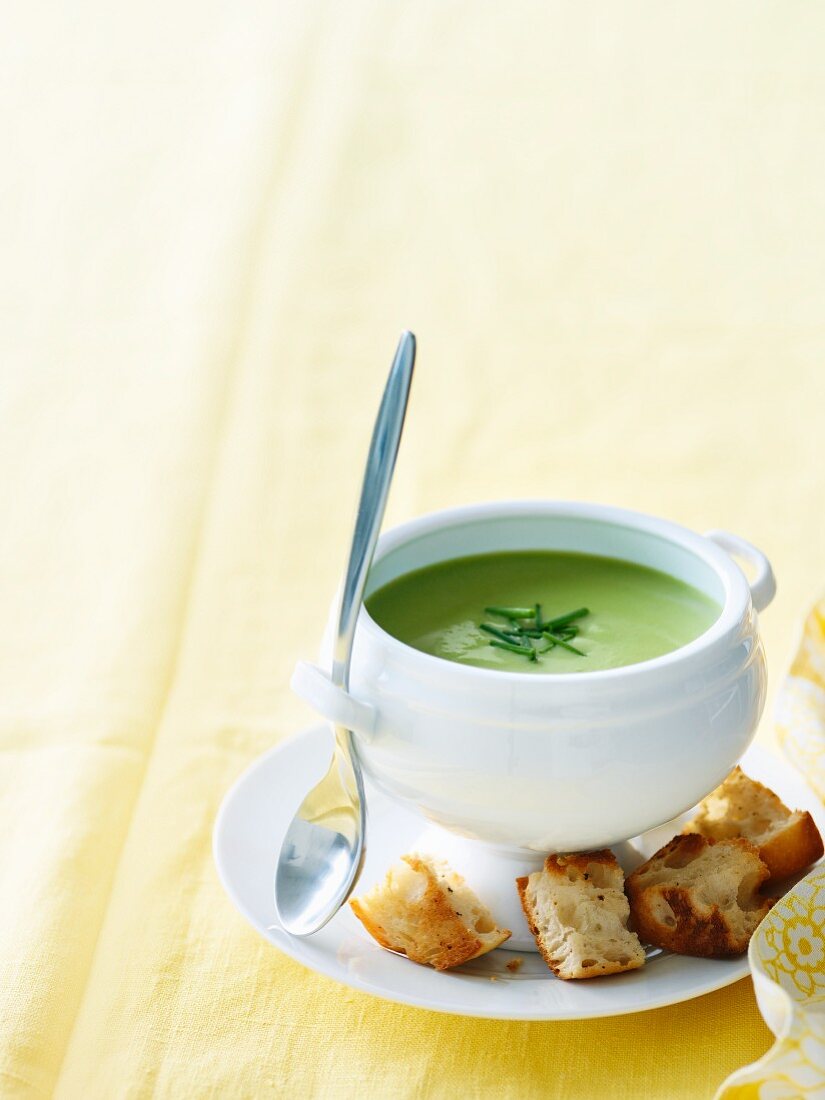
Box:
366 551 720 673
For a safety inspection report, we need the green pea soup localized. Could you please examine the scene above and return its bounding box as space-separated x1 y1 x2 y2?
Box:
365 550 720 674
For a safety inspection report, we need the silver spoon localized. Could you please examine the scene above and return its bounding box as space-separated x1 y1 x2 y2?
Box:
274 331 416 935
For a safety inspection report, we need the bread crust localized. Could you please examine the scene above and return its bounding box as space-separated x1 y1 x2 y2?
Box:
542 849 619 876
759 810 824 879
683 766 824 880
626 834 774 958
350 855 510 970
517 850 645 980
516 873 643 979
516 875 558 973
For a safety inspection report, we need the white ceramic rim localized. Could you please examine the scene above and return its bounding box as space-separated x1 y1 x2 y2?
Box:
360 499 754 688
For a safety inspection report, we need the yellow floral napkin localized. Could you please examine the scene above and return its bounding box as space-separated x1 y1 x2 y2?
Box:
717 599 825 1099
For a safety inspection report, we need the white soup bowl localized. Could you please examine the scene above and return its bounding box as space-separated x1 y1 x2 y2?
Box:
293 501 775 855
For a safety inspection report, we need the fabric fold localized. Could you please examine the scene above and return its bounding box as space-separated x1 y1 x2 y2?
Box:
717 599 825 1099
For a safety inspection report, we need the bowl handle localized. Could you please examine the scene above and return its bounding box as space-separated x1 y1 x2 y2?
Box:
291 660 377 743
704 529 777 612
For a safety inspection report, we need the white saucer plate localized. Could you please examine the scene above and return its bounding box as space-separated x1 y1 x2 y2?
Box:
213 726 824 1021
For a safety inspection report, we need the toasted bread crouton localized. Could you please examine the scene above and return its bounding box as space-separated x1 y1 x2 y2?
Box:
516 850 645 980
349 855 511 970
626 834 774 957
683 766 823 880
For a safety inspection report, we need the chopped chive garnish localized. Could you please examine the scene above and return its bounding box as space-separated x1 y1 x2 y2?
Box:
485 606 534 619
480 604 591 663
541 631 586 656
490 638 536 656
544 607 589 632
480 623 523 645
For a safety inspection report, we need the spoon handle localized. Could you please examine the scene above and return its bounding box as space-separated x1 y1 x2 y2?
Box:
331 332 415 692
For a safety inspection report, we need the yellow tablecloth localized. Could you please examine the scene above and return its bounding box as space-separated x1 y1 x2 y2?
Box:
2 3 825 1097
